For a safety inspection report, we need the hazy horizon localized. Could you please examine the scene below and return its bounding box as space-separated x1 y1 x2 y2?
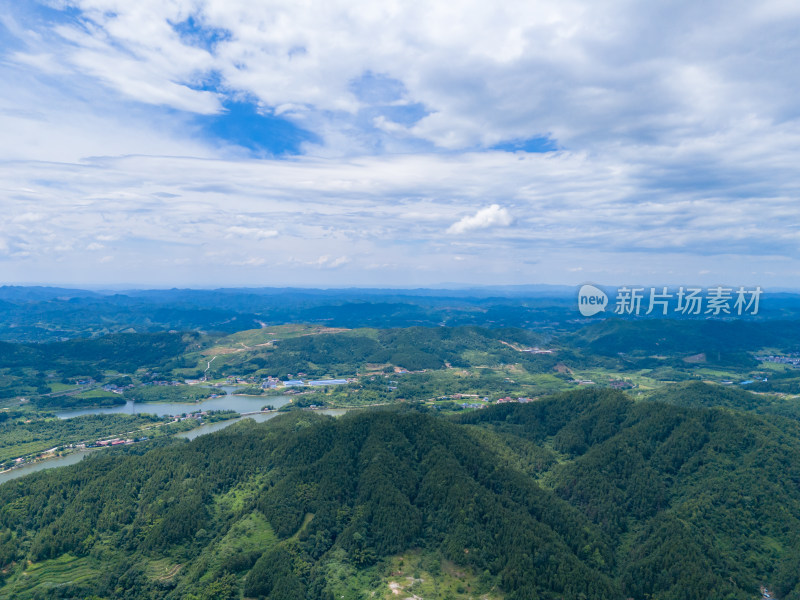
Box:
3 282 800 295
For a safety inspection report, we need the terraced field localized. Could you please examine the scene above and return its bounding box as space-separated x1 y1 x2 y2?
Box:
0 554 98 599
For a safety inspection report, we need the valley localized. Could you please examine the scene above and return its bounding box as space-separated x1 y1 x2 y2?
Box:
2 288 800 598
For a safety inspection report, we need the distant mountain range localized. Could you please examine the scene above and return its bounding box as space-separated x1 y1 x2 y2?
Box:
2 285 800 343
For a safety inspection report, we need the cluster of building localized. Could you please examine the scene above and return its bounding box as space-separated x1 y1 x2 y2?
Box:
88 438 134 448
260 376 281 388
168 411 211 421
436 394 534 407
195 375 354 390
271 378 350 388
437 393 480 400
101 382 134 394
720 379 767 385
757 354 800 366
4 437 142 472
100 380 182 394
609 380 635 389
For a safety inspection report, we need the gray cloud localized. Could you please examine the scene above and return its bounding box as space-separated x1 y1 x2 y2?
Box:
0 149 798 285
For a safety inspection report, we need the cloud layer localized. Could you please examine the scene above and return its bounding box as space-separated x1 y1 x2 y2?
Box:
447 205 513 235
1 0 800 286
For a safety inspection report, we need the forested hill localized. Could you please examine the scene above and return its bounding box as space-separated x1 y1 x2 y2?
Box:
459 391 800 598
646 380 800 421
562 318 800 356
2 390 800 599
6 284 800 344
0 332 199 372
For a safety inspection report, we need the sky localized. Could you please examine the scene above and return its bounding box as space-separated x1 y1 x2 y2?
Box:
1 0 800 288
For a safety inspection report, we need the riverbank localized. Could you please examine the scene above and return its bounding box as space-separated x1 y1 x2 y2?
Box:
0 449 101 485
1 404 362 485
56 393 291 419
0 416 198 480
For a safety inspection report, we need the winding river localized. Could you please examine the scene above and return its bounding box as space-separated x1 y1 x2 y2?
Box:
55 386 291 419
1 388 353 485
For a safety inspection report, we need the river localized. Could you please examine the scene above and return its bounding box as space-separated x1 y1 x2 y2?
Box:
1 403 355 485
0 449 101 486
176 407 353 440
55 386 291 419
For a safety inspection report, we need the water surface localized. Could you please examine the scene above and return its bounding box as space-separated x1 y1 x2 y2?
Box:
0 449 100 486
2 404 356 485
177 407 355 440
56 387 289 419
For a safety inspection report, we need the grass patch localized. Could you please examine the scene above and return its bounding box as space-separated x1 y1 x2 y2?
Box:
217 512 277 557
319 548 503 600
212 474 270 517
46 383 77 393
209 325 352 354
381 549 502 600
290 513 314 541
182 510 277 588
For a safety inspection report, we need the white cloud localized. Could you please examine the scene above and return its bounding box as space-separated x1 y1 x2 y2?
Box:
308 255 350 268
1 1 800 286
229 257 267 266
0 60 217 162
11 52 63 75
447 204 513 235
225 226 279 240
3 0 797 155
1 148 796 286
12 212 44 223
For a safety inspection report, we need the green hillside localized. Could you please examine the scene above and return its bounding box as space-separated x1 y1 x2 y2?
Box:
646 380 800 420
198 325 546 379
2 388 800 599
563 318 800 357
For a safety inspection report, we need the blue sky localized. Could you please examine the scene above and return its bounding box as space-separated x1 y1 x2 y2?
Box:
1 0 800 287
198 100 320 156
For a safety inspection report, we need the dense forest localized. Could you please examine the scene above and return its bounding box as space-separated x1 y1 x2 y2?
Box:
0 332 202 401
0 332 201 375
563 318 800 356
646 380 800 420
2 388 800 599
